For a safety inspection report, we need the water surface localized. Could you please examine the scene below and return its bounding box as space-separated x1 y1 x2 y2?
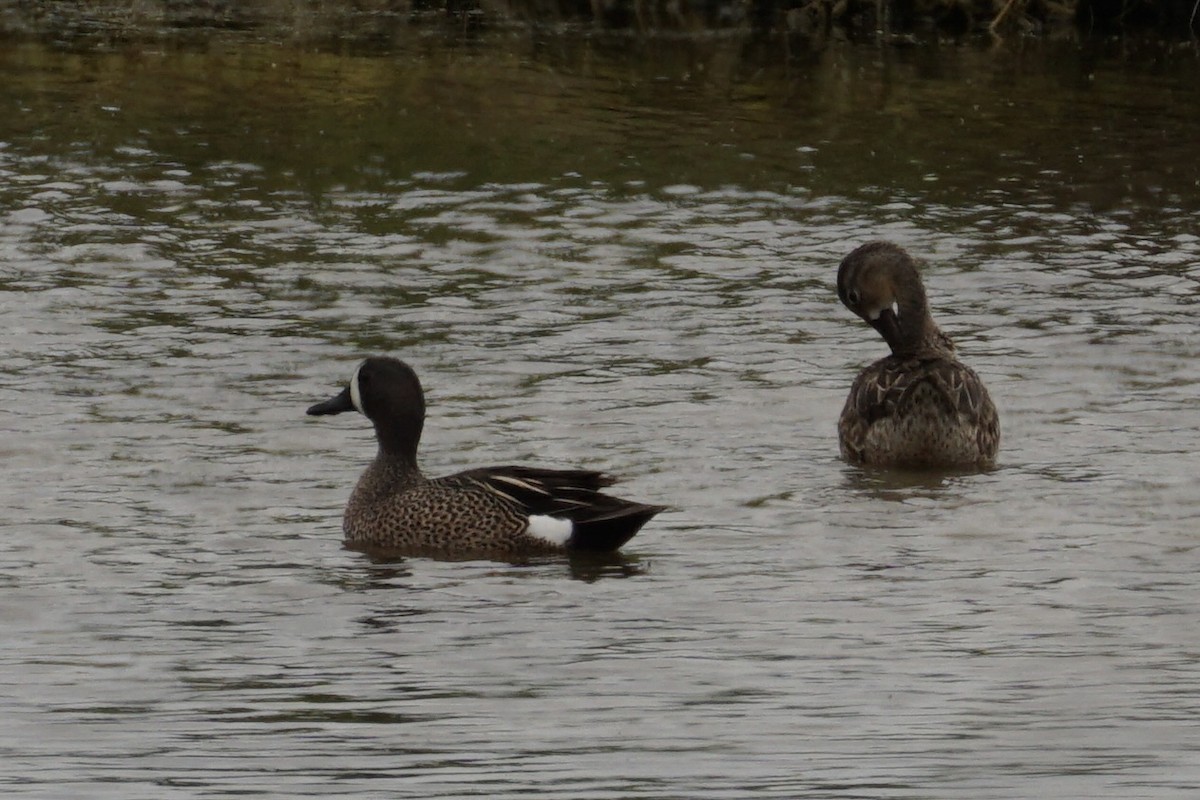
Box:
2 30 1200 799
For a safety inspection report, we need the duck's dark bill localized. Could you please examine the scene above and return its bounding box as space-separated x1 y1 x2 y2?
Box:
307 386 354 416
869 306 903 349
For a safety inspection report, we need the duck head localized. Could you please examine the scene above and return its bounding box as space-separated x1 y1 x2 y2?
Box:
837 241 937 356
308 356 426 461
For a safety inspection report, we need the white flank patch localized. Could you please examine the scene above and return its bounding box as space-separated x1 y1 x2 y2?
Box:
526 515 574 546
349 361 364 414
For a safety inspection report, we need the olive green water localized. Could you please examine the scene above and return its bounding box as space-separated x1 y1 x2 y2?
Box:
2 27 1200 799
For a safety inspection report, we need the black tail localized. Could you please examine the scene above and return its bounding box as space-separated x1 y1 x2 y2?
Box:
459 465 664 552
567 500 665 552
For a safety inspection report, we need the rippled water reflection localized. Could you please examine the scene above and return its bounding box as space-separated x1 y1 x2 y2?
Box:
2 30 1200 799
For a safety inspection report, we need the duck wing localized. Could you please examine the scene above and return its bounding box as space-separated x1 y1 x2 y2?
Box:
443 466 663 552
849 355 992 426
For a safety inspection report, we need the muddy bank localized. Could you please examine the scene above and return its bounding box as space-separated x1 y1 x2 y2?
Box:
1 0 1197 45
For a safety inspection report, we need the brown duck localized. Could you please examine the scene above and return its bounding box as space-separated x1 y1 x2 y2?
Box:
307 356 664 558
836 242 999 469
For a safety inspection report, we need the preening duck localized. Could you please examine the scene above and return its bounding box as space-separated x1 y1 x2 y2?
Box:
836 242 999 470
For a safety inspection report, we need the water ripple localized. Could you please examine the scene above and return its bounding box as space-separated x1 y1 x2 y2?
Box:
2 34 1200 800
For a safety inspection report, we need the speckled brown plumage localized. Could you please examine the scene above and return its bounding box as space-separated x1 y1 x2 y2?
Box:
836 242 999 469
308 356 663 558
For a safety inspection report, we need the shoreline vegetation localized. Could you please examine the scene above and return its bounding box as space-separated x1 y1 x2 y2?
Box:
1 0 1197 44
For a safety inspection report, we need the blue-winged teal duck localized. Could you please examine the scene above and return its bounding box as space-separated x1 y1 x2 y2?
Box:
836 242 999 469
307 356 664 557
